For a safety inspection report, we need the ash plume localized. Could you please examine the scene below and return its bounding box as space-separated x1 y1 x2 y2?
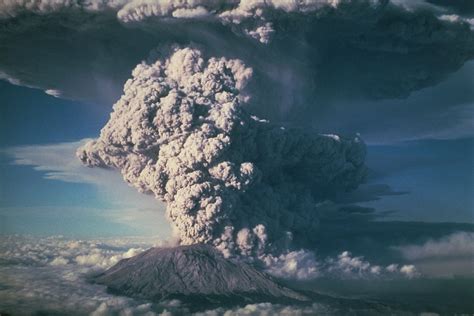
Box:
2 0 473 144
77 47 366 257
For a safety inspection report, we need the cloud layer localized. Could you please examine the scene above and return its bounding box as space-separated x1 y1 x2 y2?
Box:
262 249 419 280
0 235 163 315
396 231 474 261
0 235 423 315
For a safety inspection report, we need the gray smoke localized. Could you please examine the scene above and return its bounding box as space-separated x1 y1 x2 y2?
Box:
2 0 473 145
77 47 366 257
1 0 473 107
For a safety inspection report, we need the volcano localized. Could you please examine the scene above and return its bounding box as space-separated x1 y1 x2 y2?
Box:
94 244 308 309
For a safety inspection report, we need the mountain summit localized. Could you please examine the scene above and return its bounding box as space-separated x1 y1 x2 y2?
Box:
95 244 307 308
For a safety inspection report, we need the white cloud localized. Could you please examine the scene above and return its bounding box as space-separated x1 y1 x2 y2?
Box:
0 235 168 315
262 249 419 280
45 89 62 97
74 247 142 268
172 6 210 19
394 232 474 277
0 70 22 86
439 14 474 30
0 235 165 268
4 140 125 185
384 263 418 278
400 265 418 278
324 251 419 279
193 302 333 316
262 250 320 280
396 232 474 261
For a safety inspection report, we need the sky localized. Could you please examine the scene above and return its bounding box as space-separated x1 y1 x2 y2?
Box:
0 0 473 314
0 80 171 237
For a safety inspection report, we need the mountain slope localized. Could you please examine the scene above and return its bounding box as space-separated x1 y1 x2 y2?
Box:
94 244 307 308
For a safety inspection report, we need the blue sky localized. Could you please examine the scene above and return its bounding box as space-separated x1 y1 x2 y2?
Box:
364 138 474 223
0 80 171 237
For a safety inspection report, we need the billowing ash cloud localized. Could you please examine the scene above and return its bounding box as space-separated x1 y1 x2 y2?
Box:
77 47 366 257
1 0 473 137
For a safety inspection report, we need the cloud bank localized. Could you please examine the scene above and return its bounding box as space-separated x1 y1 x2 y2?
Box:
0 235 158 268
262 249 419 280
0 235 169 316
0 235 420 316
396 232 474 261
77 47 367 258
392 232 474 278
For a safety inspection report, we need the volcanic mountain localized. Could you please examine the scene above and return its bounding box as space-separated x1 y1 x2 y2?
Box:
94 244 307 309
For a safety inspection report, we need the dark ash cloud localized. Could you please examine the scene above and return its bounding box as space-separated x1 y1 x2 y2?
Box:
0 0 473 144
